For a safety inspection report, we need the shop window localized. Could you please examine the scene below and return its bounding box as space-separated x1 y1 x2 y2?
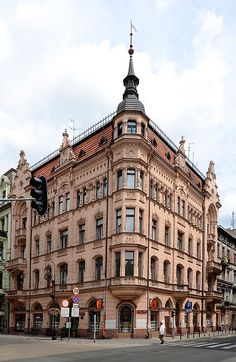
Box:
119 304 133 332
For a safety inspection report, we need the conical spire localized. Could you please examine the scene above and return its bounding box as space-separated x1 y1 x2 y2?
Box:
117 23 145 114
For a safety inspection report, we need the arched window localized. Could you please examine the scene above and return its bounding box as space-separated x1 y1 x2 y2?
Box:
119 304 133 332
117 122 123 137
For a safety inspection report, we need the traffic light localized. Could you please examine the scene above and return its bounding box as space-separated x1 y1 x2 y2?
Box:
30 175 48 216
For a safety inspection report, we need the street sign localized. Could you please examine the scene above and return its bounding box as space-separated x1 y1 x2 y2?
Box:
66 321 71 329
72 295 79 303
62 299 69 308
71 307 79 317
61 307 70 317
185 300 192 311
73 303 79 308
73 287 79 295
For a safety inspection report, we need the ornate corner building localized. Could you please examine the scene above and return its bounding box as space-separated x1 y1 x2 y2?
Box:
6 41 223 338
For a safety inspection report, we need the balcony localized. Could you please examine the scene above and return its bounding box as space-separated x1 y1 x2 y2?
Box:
5 257 27 272
206 260 222 275
207 233 216 247
172 282 189 299
206 290 222 302
110 276 147 300
6 290 27 299
15 228 26 241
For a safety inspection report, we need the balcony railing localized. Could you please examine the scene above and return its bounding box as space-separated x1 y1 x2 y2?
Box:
5 257 27 271
206 260 222 274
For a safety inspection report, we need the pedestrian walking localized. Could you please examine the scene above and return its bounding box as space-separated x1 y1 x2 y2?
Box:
159 322 165 344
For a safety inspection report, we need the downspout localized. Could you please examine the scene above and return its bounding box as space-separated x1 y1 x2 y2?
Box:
28 207 33 334
201 195 206 333
103 153 110 338
146 154 152 338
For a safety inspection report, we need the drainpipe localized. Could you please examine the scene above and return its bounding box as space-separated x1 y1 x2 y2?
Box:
103 154 110 338
146 154 152 338
201 196 206 333
27 208 33 334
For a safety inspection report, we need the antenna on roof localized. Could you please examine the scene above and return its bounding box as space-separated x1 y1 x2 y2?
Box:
69 119 83 144
231 211 235 229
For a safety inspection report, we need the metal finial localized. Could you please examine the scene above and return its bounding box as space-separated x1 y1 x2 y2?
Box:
129 21 135 56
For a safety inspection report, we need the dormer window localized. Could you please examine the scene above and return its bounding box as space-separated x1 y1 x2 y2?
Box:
99 136 107 146
127 120 137 134
117 122 123 137
79 149 85 157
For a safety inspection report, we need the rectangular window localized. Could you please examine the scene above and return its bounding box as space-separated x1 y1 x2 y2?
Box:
177 196 181 214
82 188 87 205
182 200 185 217
141 123 145 137
234 254 236 265
117 170 122 191
47 235 52 254
138 252 143 277
60 229 68 249
197 242 201 259
127 120 137 134
95 257 103 280
127 169 135 189
96 181 101 199
103 178 108 197
79 223 85 244
77 190 81 208
35 271 39 289
96 218 103 240
116 209 122 233
59 196 63 214
126 208 135 232
22 217 27 229
0 271 3 289
65 192 70 211
152 219 157 240
217 243 220 258
60 264 67 286
125 251 134 276
177 231 183 251
165 225 169 245
0 242 3 260
151 258 157 280
35 239 40 256
78 261 85 283
139 171 144 190
188 238 193 256
117 122 123 137
139 209 143 234
115 251 121 277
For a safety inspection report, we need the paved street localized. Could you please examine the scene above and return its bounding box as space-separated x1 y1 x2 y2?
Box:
1 334 236 362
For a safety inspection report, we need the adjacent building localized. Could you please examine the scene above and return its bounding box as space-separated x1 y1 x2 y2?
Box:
217 225 236 330
0 168 16 332
6 41 222 338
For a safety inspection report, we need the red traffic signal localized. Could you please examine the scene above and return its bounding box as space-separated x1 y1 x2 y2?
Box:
30 175 48 216
96 299 103 310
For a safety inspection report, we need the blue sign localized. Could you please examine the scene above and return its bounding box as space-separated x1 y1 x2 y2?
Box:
72 295 79 303
185 300 192 310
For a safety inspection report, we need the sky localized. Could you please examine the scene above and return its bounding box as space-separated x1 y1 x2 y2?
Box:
0 0 235 228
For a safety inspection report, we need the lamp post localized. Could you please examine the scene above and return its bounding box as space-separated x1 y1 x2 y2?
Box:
44 262 58 340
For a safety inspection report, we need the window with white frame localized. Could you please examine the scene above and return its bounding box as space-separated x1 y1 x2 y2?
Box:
127 169 135 189
65 192 70 211
127 120 137 134
126 208 135 232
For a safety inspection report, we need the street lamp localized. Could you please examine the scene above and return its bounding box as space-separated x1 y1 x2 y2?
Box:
44 262 59 340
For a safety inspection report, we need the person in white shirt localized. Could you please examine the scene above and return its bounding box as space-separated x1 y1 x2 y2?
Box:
159 322 165 344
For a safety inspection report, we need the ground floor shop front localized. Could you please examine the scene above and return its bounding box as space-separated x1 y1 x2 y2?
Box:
6 289 225 338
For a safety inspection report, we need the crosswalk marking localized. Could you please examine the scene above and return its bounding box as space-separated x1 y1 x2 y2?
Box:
206 343 231 349
193 342 219 348
221 344 236 350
